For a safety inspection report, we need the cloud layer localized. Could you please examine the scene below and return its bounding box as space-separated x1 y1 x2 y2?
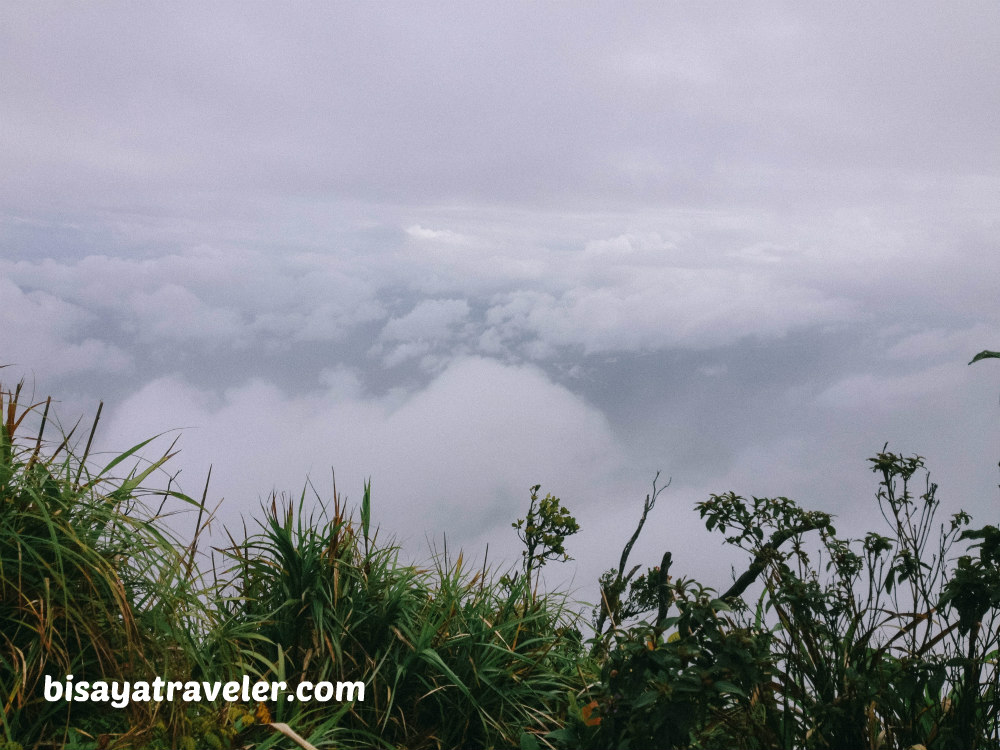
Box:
3 3 999 595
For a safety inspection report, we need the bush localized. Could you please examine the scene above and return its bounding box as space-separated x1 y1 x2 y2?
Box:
569 448 1000 749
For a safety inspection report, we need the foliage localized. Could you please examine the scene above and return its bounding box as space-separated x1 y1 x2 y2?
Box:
223 485 583 749
592 473 671 647
552 446 1000 750
0 380 580 748
0 382 226 748
5 344 1000 748
969 350 1000 365
511 485 579 597
567 584 773 750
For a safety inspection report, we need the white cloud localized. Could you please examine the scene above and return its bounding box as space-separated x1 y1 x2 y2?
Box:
884 325 996 364
0 277 132 377
126 284 244 343
815 363 964 412
486 265 856 354
381 341 433 368
405 225 470 244
1 247 387 352
101 357 629 558
381 299 470 343
372 299 472 368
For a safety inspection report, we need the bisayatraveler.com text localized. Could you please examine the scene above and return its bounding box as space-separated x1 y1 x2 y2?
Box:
44 674 365 709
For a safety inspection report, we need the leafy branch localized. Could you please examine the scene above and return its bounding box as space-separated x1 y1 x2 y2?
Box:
512 484 579 599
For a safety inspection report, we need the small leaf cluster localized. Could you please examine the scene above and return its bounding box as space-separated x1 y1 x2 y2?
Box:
940 524 1000 634
512 484 580 589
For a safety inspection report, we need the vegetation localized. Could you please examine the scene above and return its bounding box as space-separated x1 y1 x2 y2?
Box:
1 349 998 748
0 382 580 749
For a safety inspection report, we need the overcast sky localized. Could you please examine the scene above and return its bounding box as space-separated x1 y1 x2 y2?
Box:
3 3 999 600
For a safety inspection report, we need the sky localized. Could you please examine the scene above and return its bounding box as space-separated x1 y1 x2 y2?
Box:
2 3 999 602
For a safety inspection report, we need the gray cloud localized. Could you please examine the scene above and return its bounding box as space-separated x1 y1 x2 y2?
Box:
97 357 633 572
2 3 999 596
3 4 998 213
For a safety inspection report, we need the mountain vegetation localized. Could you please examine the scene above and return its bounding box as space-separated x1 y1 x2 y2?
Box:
2 351 999 748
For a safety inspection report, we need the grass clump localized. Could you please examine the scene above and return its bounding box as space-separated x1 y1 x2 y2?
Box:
222 483 581 748
0 383 219 747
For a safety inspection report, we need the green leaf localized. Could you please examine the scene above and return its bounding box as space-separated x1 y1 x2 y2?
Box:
633 690 660 709
544 728 576 745
87 434 165 485
520 731 543 750
969 350 1000 365
714 680 746 696
361 477 371 544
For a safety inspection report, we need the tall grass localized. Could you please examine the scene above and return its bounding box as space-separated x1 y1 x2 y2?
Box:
0 383 218 747
1 381 581 749
222 481 582 748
